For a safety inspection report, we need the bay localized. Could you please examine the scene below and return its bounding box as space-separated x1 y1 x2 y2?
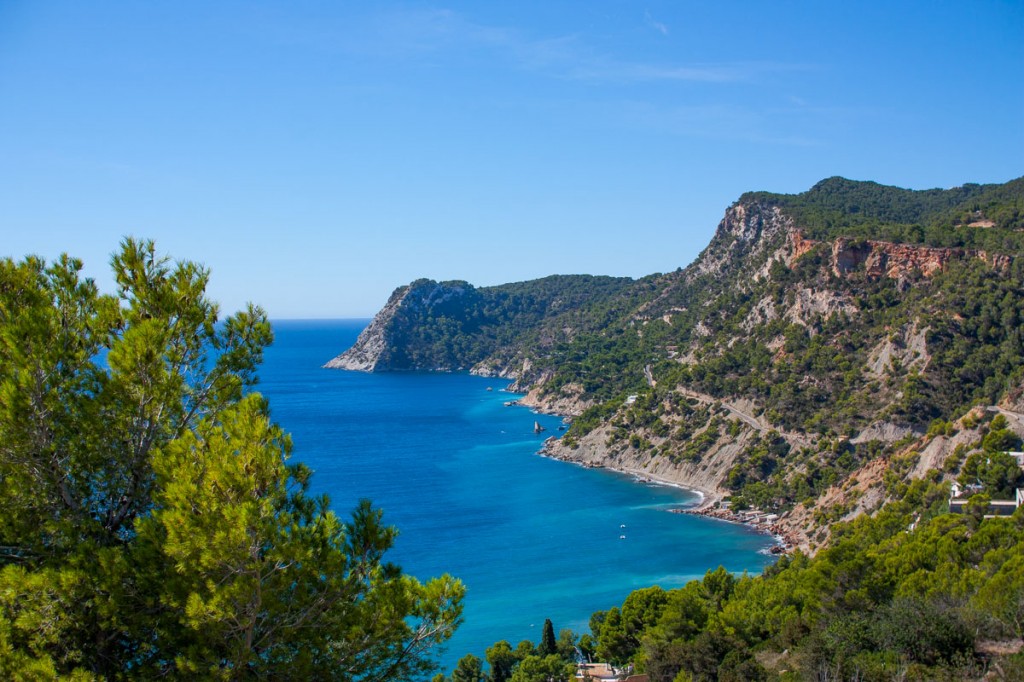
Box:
257 319 775 672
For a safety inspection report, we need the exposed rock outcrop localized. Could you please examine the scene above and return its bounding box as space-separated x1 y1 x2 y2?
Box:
324 285 412 371
690 203 794 283
864 320 931 380
517 381 593 417
542 422 756 503
831 237 957 278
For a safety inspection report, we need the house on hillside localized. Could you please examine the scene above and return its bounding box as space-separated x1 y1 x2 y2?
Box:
949 480 1024 518
948 449 1024 517
575 662 648 682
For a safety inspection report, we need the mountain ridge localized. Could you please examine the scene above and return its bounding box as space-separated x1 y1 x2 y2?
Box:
327 176 1024 553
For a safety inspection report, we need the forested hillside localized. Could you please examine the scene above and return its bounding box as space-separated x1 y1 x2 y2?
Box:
341 177 1024 680
325 274 645 373
437 475 1024 681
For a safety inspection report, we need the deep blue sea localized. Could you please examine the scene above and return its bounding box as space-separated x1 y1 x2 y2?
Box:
258 320 775 672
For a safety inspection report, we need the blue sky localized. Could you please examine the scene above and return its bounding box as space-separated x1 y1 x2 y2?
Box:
1 1 1022 318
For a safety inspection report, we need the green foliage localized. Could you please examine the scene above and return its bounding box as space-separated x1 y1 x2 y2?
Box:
982 415 1023 453
371 275 637 372
538 618 556 657
449 654 486 682
0 242 463 679
958 450 1024 498
508 654 573 682
595 587 669 664
484 640 518 682
744 175 1024 247
570 487 1024 679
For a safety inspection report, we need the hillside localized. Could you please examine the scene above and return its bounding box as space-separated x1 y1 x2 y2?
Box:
325 274 643 374
328 177 1024 552
332 177 1024 679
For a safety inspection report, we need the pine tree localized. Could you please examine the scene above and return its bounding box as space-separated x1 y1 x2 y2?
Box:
0 240 463 678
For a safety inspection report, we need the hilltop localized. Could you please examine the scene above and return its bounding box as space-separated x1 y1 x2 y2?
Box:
330 176 1024 679
328 176 1024 552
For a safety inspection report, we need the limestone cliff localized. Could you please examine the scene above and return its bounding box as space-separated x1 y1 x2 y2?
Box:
326 176 1024 553
324 284 413 371
324 274 637 375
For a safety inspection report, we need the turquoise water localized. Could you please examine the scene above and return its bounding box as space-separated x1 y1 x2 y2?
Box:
258 320 775 672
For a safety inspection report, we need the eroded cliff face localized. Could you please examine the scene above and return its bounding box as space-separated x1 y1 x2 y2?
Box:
778 230 1008 281
833 237 952 278
690 202 795 280
324 285 411 371
543 422 756 499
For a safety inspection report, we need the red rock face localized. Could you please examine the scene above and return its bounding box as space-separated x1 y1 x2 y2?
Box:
831 237 965 279
788 230 817 262
785 230 1013 281
979 251 1014 273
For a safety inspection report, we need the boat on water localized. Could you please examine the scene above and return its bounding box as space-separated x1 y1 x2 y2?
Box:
534 420 546 434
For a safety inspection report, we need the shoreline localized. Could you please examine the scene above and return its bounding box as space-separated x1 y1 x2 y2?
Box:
506 382 792 555
538 442 791 554
678 506 796 555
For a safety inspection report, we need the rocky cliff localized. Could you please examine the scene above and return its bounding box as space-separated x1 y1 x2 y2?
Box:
327 176 1024 552
324 284 413 370
325 274 638 375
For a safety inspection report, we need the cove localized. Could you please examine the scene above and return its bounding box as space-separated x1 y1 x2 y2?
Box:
257 320 776 671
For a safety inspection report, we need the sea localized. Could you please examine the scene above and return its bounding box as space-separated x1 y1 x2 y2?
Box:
257 319 776 673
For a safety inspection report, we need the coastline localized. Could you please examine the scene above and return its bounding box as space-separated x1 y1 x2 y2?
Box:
536 438 791 554
677 507 795 555
514 385 791 555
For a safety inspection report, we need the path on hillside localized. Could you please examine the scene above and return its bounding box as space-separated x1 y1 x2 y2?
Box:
988 406 1024 434
675 387 815 447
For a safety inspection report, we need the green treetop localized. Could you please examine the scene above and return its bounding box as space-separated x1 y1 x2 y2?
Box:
0 239 463 679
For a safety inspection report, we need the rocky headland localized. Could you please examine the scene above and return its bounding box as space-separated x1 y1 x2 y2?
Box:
325 176 1024 555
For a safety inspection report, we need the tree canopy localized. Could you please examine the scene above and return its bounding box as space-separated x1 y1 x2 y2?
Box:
0 240 462 679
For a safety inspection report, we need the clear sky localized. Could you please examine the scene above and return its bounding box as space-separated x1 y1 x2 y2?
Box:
1 1 1022 318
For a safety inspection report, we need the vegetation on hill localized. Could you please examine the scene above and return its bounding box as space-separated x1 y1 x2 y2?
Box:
362 274 641 371
744 176 1024 247
0 241 462 679
444 488 1024 681
437 415 1024 681
8 175 1023 678
345 175 1024 679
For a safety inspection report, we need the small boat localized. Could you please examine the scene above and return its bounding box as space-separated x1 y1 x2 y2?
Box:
534 421 546 434
486 386 493 391
619 535 626 540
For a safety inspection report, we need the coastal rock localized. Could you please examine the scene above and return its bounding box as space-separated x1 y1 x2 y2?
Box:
543 421 756 506
324 279 478 372
516 381 592 417
324 284 412 371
